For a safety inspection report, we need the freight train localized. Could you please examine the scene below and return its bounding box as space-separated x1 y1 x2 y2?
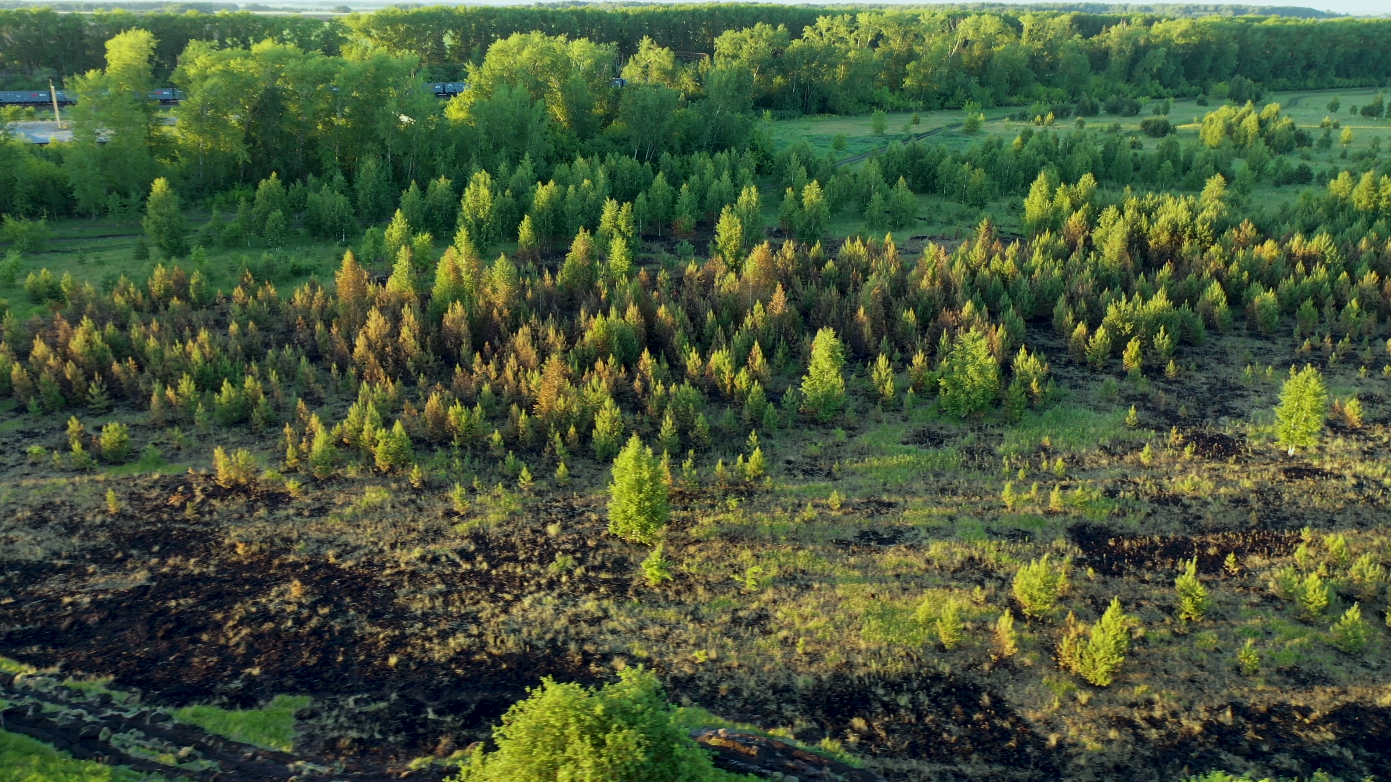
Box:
0 88 184 106
0 80 628 108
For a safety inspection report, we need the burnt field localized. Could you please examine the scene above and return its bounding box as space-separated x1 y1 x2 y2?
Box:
2 333 1390 782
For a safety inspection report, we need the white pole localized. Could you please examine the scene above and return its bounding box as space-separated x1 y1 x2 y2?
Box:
49 79 62 127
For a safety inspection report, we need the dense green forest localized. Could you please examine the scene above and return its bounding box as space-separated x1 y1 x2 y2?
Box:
3 4 1391 782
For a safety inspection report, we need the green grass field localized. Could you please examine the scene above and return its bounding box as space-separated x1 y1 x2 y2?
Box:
0 729 161 782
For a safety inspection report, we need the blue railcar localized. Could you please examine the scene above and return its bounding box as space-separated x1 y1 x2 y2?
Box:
0 88 181 106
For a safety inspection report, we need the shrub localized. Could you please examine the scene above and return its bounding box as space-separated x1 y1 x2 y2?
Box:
1013 554 1068 619
214 446 258 488
1175 558 1211 622
1060 597 1132 687
995 609 1018 657
1139 116 1174 137
1275 364 1326 452
374 420 414 473
99 422 131 464
641 544 674 587
937 600 965 649
938 328 999 418
801 327 846 422
453 668 722 782
1329 603 1370 654
608 435 669 545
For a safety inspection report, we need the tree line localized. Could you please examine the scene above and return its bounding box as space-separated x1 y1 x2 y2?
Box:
4 4 1391 105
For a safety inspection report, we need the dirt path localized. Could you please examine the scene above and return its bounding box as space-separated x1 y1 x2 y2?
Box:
836 122 964 167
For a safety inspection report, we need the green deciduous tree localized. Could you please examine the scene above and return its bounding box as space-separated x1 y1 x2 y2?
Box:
454 668 719 782
797 180 828 242
143 178 188 258
608 434 669 545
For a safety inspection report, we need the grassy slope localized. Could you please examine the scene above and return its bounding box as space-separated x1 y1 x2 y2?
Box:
0 730 162 782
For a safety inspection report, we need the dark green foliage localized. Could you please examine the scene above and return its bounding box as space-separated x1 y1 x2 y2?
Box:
143 178 188 258
938 328 999 419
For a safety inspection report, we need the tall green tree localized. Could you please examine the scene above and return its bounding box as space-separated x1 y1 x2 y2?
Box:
66 29 161 212
143 177 188 258
801 327 846 422
608 434 669 545
938 328 999 418
1275 364 1327 453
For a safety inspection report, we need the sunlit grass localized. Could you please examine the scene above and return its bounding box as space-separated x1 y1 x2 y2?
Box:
0 729 160 782
173 694 310 752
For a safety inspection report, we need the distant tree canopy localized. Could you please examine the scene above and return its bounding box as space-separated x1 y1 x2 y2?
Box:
2 4 1389 104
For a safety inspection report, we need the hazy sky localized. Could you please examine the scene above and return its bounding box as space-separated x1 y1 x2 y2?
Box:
438 0 1386 14
830 0 1387 14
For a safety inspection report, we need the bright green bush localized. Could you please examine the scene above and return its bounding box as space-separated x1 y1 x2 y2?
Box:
453 668 730 782
1061 597 1133 687
1175 558 1210 622
1012 554 1068 619
1329 603 1370 654
99 422 130 464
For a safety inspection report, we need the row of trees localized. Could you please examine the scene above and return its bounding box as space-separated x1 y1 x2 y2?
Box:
12 144 1391 458
8 7 1391 106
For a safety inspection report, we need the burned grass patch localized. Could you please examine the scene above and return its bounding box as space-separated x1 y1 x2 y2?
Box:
1069 522 1300 576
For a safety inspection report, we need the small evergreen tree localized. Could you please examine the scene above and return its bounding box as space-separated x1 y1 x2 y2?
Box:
641 543 674 586
995 609 1018 657
1275 364 1327 453
143 178 188 258
1013 554 1068 618
1329 603 1370 654
608 435 669 545
801 327 846 422
100 422 130 464
1072 597 1132 687
871 353 895 404
1175 557 1210 622
938 328 999 418
374 420 414 473
592 397 624 460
